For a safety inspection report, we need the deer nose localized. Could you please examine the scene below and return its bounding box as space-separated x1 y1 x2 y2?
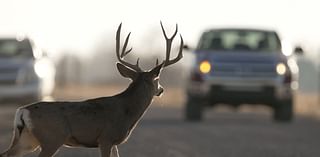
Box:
156 88 164 96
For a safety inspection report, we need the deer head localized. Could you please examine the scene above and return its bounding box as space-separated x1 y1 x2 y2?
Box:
116 22 184 97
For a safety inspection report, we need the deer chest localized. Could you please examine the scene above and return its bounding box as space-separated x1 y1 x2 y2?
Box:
110 120 139 145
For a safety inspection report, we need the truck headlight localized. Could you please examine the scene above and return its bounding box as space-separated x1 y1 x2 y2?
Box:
199 61 211 74
276 63 286 75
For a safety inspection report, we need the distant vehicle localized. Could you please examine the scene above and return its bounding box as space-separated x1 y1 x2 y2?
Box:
0 36 55 104
185 28 303 122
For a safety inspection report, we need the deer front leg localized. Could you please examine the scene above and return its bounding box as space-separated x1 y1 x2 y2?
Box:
111 145 119 157
99 143 112 157
38 145 61 157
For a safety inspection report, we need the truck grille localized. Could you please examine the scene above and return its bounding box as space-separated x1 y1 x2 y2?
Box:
0 67 19 85
211 63 276 77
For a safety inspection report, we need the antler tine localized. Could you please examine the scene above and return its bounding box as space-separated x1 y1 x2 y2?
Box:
160 21 178 40
160 22 184 68
163 34 184 67
116 23 142 72
136 58 140 67
116 23 122 59
121 32 132 58
160 22 178 62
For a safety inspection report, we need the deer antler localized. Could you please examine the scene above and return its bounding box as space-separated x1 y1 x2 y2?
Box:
159 21 184 68
116 23 142 72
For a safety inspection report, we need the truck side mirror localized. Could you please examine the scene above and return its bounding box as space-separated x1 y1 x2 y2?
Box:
183 45 190 50
293 46 304 55
183 44 196 52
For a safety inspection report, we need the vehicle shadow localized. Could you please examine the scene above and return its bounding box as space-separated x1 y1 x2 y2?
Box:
140 106 320 128
141 109 269 127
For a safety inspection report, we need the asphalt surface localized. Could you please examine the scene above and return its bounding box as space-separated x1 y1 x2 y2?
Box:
0 104 320 157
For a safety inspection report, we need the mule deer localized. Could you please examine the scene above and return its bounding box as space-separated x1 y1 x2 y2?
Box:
0 22 183 157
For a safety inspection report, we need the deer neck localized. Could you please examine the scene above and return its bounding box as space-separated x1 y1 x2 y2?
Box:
119 80 154 120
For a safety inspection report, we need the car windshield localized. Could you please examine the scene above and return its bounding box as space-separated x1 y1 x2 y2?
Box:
197 29 282 52
0 39 33 58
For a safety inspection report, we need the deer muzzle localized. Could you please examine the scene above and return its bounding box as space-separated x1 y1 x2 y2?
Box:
156 87 164 96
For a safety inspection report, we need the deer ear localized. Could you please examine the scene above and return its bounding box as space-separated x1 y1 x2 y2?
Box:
116 63 138 80
150 63 163 77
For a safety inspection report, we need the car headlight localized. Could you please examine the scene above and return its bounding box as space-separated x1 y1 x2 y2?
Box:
34 58 55 79
199 60 211 74
276 63 286 75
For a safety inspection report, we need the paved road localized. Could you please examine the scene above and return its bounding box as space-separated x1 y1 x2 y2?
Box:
1 104 320 157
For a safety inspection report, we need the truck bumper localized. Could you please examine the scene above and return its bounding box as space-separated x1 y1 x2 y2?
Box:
0 83 42 103
186 77 294 104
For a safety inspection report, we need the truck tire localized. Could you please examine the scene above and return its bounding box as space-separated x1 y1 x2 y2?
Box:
185 96 203 121
273 99 293 122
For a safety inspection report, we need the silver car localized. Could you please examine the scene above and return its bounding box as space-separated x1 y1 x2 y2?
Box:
0 37 55 104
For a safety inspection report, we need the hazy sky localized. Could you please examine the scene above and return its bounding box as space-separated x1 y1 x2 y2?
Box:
0 0 319 58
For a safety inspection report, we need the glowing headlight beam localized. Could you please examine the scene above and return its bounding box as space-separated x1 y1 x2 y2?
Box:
34 59 55 79
199 61 211 74
276 63 286 75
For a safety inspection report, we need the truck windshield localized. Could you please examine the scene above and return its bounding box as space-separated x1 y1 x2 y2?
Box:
0 39 33 58
197 29 281 52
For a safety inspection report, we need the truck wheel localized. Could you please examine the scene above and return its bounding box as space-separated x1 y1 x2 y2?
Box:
273 99 293 122
185 96 203 121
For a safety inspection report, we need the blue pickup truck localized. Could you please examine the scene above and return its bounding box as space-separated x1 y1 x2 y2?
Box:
185 28 303 122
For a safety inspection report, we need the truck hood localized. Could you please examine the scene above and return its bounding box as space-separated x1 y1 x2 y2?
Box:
195 50 286 64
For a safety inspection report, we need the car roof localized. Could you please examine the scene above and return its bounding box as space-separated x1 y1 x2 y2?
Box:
204 27 277 33
0 38 22 41
0 34 30 40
